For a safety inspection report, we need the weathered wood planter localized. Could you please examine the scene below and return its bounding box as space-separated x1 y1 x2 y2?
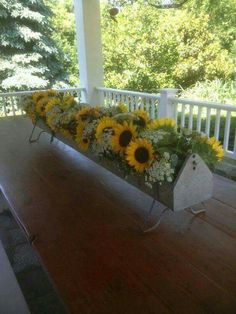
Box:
33 120 213 214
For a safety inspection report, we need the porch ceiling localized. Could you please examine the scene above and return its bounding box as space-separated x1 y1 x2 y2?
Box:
0 116 236 313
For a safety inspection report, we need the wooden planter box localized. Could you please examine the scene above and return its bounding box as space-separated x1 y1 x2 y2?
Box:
35 120 213 212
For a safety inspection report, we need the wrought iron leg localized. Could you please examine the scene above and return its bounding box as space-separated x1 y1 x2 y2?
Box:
189 202 206 215
29 123 46 143
28 234 38 245
145 198 156 223
143 207 169 234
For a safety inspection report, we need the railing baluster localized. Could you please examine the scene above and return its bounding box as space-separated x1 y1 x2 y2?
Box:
11 96 16 116
223 111 231 151
205 108 211 136
180 104 185 128
133 96 137 110
117 93 121 104
188 105 193 130
150 99 155 119
214 109 221 140
197 107 202 132
145 98 150 117
3 97 8 116
105 92 109 107
130 96 135 112
140 98 144 110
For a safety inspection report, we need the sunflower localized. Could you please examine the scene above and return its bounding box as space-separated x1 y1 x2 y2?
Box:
76 121 90 151
61 94 75 110
95 117 118 140
207 137 224 160
35 96 49 117
45 98 61 114
133 109 149 128
148 118 176 129
112 122 137 153
76 106 101 121
126 138 154 173
117 103 128 113
32 91 46 103
60 128 73 139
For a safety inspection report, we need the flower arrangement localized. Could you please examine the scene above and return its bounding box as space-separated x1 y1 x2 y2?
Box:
21 90 224 188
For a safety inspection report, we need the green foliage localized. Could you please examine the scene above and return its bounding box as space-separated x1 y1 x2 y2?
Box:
0 0 68 91
186 0 236 53
181 80 236 104
45 0 79 85
102 3 234 92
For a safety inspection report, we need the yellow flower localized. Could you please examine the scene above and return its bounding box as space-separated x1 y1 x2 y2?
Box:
46 113 58 131
47 89 58 97
76 106 100 121
112 122 137 153
117 103 128 113
76 121 90 151
133 109 149 127
207 137 224 160
32 91 46 103
60 129 73 139
126 138 154 173
45 98 61 114
62 94 75 110
35 96 49 117
148 118 176 129
95 117 118 140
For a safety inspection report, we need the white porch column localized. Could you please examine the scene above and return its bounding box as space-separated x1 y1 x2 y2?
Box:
74 0 104 105
158 88 178 118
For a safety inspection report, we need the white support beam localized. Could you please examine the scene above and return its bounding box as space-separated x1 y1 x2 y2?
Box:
74 0 104 105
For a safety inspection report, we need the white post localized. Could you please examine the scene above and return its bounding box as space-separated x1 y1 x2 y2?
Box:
73 0 104 105
158 88 178 118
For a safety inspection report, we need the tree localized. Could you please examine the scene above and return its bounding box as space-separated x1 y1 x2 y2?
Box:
186 0 236 54
0 0 68 91
45 0 79 85
102 3 234 92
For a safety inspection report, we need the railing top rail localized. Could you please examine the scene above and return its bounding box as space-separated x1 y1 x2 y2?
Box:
170 96 236 112
97 87 160 100
0 87 85 98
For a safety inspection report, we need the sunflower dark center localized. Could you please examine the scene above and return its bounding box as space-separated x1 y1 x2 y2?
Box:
119 130 132 147
83 138 88 143
135 147 149 163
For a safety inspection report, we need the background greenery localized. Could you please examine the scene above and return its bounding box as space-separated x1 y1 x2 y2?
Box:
0 0 235 103
0 0 69 91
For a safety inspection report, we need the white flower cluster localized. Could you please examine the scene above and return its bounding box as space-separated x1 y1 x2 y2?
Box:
92 130 113 156
140 129 167 144
84 120 98 138
145 152 175 188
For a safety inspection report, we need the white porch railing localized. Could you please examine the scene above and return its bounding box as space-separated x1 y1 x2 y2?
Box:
170 97 236 159
96 87 160 119
0 87 85 117
0 86 235 160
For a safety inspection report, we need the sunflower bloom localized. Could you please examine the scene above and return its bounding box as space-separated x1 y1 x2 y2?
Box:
96 117 118 140
148 118 176 129
126 138 154 173
35 96 49 117
76 121 90 151
112 122 137 153
133 109 149 127
207 137 224 160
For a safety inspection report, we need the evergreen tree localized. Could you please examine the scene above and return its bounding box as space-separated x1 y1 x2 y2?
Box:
0 0 68 91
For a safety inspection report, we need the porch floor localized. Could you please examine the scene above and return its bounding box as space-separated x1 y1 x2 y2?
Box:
0 116 236 314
